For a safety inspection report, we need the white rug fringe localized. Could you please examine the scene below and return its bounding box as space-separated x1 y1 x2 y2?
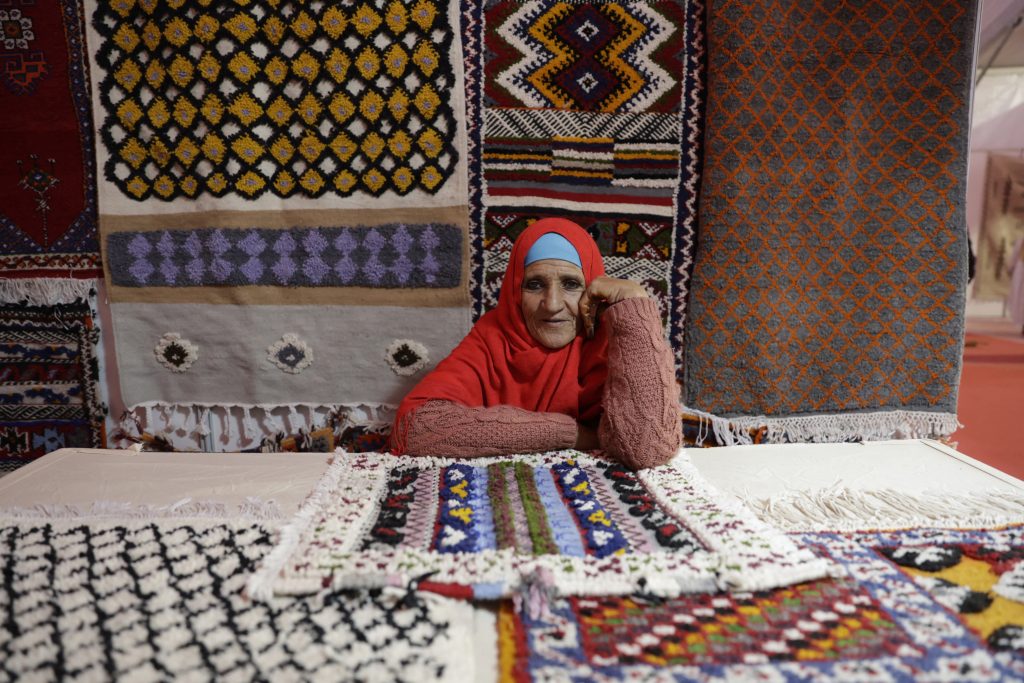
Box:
120 401 397 451
0 497 284 522
738 486 1024 532
684 407 960 445
0 277 96 306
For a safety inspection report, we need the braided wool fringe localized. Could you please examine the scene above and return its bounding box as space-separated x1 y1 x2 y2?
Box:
740 486 1024 532
684 407 961 446
0 277 96 306
122 401 396 448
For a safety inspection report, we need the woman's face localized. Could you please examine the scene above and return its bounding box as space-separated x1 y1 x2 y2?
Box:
520 258 586 349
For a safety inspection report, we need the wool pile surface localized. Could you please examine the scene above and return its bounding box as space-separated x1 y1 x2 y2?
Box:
0 521 472 682
0 300 106 474
465 0 706 358
682 0 976 442
0 0 99 276
82 0 475 446
248 450 833 600
499 525 1024 681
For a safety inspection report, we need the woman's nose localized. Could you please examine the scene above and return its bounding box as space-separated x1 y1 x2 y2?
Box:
541 286 562 311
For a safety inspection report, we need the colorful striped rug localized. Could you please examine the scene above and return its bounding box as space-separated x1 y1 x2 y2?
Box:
248 450 833 600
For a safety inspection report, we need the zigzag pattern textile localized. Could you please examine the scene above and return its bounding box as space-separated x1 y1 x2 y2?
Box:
465 0 706 356
84 0 474 448
682 0 976 441
499 525 1024 681
0 522 470 682
247 451 832 600
0 301 106 474
91 0 459 200
0 0 100 276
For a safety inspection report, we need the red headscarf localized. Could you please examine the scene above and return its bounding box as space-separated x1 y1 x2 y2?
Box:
390 218 609 453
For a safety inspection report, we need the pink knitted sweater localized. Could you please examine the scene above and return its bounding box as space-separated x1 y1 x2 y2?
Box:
402 297 682 469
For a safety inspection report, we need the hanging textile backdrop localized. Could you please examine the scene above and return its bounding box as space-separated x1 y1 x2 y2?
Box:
0 0 100 277
83 0 474 447
682 0 976 443
975 154 1024 301
0 295 106 474
465 0 705 362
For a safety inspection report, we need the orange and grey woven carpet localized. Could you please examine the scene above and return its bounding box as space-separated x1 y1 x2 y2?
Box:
683 0 977 442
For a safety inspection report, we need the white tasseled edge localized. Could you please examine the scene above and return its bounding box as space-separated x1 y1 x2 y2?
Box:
0 497 284 523
738 486 1024 532
245 451 357 601
118 401 397 450
0 277 97 306
682 407 961 446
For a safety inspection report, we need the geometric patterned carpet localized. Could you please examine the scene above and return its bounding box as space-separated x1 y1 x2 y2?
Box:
0 521 470 682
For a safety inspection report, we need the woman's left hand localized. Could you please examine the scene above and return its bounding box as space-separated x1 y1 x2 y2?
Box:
579 276 648 338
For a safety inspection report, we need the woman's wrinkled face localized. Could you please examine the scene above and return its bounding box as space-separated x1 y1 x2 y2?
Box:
521 259 586 349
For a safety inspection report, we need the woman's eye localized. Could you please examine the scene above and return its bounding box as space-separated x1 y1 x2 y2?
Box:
523 280 543 291
562 279 583 290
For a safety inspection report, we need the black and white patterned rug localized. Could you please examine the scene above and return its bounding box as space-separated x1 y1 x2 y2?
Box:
0 522 473 681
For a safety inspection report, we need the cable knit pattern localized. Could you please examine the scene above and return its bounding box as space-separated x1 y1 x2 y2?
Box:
597 297 682 469
403 297 681 467
403 401 577 456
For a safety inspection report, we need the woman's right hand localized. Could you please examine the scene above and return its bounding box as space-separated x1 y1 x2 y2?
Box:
579 276 649 338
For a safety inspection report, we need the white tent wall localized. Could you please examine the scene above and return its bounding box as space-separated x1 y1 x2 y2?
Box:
966 0 1024 312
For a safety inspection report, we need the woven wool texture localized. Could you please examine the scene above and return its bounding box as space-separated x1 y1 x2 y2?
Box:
0 300 106 474
0 521 473 682
465 0 706 363
0 0 100 276
248 450 833 599
82 0 474 445
500 525 1024 681
683 0 976 440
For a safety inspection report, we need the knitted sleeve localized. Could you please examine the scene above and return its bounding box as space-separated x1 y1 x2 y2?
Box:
401 400 578 457
597 296 682 469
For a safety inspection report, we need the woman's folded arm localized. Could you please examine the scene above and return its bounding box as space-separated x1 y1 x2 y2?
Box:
597 296 682 469
401 399 578 457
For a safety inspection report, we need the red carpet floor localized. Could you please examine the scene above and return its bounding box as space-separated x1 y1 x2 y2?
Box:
952 319 1024 480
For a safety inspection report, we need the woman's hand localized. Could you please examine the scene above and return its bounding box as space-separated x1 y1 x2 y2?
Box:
579 276 648 338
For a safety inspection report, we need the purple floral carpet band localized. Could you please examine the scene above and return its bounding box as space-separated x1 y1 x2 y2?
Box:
105 224 462 289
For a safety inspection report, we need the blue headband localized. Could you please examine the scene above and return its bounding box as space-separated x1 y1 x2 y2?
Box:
523 232 582 269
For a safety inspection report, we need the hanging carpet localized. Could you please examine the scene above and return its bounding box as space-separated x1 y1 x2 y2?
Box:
682 0 977 442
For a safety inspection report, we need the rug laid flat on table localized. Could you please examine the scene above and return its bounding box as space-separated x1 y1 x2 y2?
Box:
248 450 833 600
0 521 474 682
500 525 1024 681
683 0 977 443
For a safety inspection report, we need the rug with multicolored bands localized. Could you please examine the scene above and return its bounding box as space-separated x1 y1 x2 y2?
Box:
248 450 833 600
500 525 1024 681
0 299 106 473
464 0 706 357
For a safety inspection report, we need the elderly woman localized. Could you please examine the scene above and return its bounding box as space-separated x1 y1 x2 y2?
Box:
390 218 681 469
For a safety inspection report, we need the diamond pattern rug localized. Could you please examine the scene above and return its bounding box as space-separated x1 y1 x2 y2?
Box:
682 0 976 442
82 0 474 449
500 525 1024 681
